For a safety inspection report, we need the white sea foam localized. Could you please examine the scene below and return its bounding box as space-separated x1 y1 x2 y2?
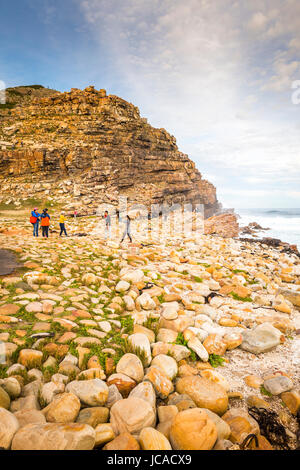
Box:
237 208 300 248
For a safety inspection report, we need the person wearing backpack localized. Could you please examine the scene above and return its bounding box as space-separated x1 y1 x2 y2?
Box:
30 208 40 237
40 209 51 238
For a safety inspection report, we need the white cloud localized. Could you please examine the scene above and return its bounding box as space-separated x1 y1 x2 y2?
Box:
248 12 268 31
77 0 300 208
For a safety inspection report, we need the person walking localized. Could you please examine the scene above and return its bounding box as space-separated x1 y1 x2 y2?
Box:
30 208 40 237
104 211 111 240
121 215 132 243
59 212 68 237
40 208 51 238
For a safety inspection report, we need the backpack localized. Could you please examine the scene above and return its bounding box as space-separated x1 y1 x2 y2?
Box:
41 215 50 226
30 216 37 224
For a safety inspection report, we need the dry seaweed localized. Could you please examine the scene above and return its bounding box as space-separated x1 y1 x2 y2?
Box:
248 407 290 450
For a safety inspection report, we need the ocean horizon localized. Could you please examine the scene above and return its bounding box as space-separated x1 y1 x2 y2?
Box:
236 208 300 249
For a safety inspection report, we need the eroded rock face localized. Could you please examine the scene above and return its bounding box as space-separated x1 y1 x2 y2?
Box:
0 86 220 216
204 213 239 238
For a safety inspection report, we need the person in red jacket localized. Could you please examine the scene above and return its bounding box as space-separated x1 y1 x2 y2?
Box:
40 209 51 238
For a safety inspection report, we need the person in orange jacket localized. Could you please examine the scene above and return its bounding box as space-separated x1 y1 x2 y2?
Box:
40 208 51 238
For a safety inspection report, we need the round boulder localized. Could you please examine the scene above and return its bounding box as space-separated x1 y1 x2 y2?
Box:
170 408 217 450
176 376 228 416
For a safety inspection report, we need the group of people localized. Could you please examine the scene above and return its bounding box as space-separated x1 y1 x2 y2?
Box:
30 208 68 238
30 208 132 243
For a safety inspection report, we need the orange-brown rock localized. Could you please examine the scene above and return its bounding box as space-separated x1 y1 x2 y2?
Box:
18 349 43 368
144 366 174 399
220 284 251 298
107 373 136 398
222 408 259 444
248 434 273 450
204 213 239 238
169 409 218 450
280 390 300 415
139 427 172 450
176 376 228 416
103 432 140 450
0 304 20 315
202 334 227 356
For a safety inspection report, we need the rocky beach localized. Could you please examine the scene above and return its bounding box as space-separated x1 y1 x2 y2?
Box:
0 86 299 452
0 208 299 451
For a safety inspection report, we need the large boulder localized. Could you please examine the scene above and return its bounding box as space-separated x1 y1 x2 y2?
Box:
241 322 284 354
11 423 96 450
144 366 174 399
0 377 21 399
176 376 228 416
107 373 136 398
199 408 231 440
0 408 20 449
14 409 46 428
43 393 81 423
128 333 152 366
103 432 140 450
128 381 156 412
0 386 10 409
170 409 218 450
120 269 144 284
76 407 109 427
136 292 156 310
116 353 144 382
263 376 293 396
66 379 108 406
139 427 172 450
276 288 300 308
151 354 178 380
110 397 156 437
18 349 43 368
222 408 259 444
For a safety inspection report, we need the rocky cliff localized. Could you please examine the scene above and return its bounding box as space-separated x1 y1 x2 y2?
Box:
0 85 220 216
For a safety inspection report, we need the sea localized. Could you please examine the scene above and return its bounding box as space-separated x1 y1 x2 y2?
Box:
237 208 300 249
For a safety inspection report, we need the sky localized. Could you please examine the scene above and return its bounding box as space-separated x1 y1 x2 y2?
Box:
1 0 300 209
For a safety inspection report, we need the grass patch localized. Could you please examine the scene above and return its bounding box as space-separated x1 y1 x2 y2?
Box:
0 102 16 110
42 365 59 383
120 315 134 335
209 354 225 368
143 317 159 335
0 365 8 379
174 332 197 361
232 269 248 275
260 384 272 397
230 292 252 302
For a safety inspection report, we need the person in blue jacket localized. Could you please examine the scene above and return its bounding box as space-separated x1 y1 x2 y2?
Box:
30 208 41 237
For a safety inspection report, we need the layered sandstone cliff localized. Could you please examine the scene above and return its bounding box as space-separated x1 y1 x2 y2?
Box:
0 85 220 216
